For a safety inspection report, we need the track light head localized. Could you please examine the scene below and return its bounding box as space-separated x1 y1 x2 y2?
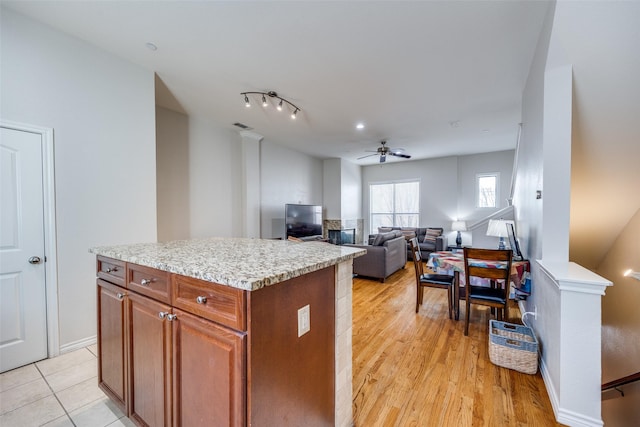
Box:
277 99 283 111
291 109 298 119
262 95 268 107
244 95 250 107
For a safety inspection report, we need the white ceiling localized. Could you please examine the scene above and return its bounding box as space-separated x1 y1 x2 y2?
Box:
3 0 550 164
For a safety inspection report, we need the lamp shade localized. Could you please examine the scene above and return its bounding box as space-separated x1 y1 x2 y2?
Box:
486 219 513 238
451 221 467 231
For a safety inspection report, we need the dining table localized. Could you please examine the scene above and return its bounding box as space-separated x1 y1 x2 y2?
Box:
426 250 530 320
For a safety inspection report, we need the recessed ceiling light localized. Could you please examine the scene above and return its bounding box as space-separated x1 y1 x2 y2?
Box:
482 129 490 133
145 42 158 51
356 123 365 130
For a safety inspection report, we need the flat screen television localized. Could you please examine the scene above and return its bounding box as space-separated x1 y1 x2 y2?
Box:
285 204 323 238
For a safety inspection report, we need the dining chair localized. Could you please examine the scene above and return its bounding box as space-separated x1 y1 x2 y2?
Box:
408 238 454 318
463 247 513 336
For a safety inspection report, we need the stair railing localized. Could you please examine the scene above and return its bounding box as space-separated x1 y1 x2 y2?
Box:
601 371 640 397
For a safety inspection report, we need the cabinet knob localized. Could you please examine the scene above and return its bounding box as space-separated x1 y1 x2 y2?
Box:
116 292 125 300
106 267 118 273
158 311 168 319
196 296 207 304
140 278 152 286
166 314 177 321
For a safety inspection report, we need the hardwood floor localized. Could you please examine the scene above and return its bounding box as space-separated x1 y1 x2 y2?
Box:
352 263 563 427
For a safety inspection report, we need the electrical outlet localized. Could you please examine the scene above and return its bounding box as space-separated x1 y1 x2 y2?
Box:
298 305 310 337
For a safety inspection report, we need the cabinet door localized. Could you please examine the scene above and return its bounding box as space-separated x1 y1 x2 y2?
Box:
128 292 172 427
172 309 246 427
97 279 127 414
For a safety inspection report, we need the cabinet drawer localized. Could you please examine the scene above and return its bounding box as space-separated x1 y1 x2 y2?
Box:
127 264 170 304
172 275 246 331
97 256 126 286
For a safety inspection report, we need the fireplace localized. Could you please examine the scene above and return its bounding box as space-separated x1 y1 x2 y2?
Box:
328 229 355 245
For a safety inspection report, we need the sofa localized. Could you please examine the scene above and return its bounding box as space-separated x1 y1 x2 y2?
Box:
346 230 407 282
377 227 446 260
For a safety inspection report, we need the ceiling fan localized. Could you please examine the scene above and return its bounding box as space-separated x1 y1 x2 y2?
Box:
358 141 412 163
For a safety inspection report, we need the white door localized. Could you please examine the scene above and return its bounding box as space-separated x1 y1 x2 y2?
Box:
0 126 48 372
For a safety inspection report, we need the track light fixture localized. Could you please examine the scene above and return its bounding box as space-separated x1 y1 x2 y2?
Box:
241 91 301 120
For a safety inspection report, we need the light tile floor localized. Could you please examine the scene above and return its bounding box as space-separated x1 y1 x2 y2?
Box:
0 345 135 427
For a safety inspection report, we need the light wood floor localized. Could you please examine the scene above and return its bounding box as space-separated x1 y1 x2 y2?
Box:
352 263 563 427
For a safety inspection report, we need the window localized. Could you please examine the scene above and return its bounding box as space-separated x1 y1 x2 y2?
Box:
477 173 499 208
370 181 419 231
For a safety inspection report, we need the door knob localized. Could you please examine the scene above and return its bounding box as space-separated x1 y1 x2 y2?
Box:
28 256 42 264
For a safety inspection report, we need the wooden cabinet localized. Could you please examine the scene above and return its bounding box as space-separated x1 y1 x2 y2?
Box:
96 256 337 427
97 279 127 414
172 309 245 427
97 258 247 427
127 292 172 427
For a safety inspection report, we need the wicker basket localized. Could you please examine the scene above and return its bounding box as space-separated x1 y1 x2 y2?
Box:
488 320 538 374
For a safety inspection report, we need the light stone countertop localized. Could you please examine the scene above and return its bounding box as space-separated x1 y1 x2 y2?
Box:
90 237 366 291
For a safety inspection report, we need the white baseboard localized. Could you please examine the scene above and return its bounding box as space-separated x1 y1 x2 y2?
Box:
556 408 604 427
59 335 97 354
536 320 604 427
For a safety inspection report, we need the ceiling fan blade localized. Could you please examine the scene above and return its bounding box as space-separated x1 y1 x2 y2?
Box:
389 152 411 159
380 154 386 163
357 153 378 160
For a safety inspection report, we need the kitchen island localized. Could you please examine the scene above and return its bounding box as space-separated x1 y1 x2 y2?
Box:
90 238 365 427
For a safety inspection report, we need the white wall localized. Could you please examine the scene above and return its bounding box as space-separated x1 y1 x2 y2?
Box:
1 9 157 348
187 118 242 238
457 150 515 222
323 158 362 221
341 159 362 220
361 152 513 240
323 159 342 219
260 140 323 239
156 108 243 240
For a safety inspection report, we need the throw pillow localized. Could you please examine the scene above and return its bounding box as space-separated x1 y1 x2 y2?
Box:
401 230 416 241
372 233 386 246
378 227 393 233
422 228 441 244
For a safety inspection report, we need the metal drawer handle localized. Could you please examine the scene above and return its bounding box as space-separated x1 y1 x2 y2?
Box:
196 296 207 304
166 314 177 321
116 292 125 300
106 267 118 273
158 311 168 319
140 278 153 286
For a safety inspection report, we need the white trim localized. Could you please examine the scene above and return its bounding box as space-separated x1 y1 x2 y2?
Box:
59 335 96 354
539 356 561 422
542 357 604 425
0 120 60 359
538 260 612 295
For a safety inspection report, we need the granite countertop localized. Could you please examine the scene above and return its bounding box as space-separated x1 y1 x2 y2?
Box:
90 237 365 291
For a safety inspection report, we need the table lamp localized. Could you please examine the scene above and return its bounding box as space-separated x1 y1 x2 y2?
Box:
486 219 513 250
451 221 467 246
